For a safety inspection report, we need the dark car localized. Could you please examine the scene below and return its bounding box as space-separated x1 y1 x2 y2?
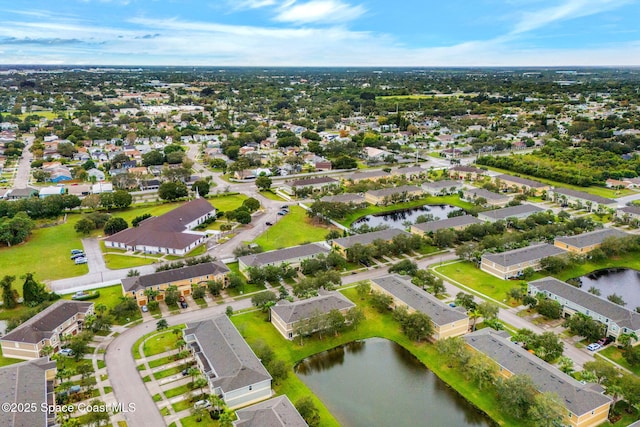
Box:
70 249 83 255
281 205 289 210
180 301 188 309
71 252 85 260
266 221 273 226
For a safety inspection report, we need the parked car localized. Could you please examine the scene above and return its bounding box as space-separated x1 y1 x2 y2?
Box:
587 343 602 351
59 348 74 357
194 400 211 410
180 301 188 309
141 305 148 313
281 205 289 209
70 249 83 255
182 369 189 376
70 252 85 260
266 221 273 226
74 257 88 265
277 210 287 216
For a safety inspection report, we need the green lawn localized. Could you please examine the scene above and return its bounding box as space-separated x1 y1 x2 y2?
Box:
172 399 193 412
0 347 23 367
143 330 182 358
149 354 180 369
104 253 158 269
61 284 124 311
433 260 537 306
179 414 219 427
598 346 640 376
206 193 247 212
339 195 476 227
0 215 88 282
164 383 192 398
483 165 634 199
252 206 336 251
132 325 185 359
153 365 183 380
231 287 525 427
258 190 286 201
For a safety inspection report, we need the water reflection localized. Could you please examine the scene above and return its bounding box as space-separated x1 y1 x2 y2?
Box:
352 204 462 230
578 268 640 308
296 338 494 427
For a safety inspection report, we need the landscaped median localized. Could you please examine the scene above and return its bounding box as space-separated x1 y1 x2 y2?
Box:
231 286 525 427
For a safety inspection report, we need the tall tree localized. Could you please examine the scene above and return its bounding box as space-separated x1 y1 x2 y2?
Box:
1 275 18 309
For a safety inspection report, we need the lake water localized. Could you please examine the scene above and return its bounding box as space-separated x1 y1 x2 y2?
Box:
578 268 640 309
296 338 494 427
352 204 462 229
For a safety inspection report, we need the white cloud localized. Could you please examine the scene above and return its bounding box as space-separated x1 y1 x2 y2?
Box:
230 0 279 10
510 0 632 35
274 0 365 24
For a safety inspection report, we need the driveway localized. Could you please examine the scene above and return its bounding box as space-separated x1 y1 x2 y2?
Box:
82 237 107 274
105 298 253 427
12 136 33 188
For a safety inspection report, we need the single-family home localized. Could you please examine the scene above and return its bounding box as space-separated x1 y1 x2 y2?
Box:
233 395 308 427
410 215 482 236
238 243 329 275
270 290 355 340
495 174 550 195
464 328 612 427
422 180 463 196
0 301 94 360
280 177 339 195
461 188 511 207
104 197 215 256
364 185 424 205
38 186 65 198
91 182 113 194
331 229 412 256
528 277 640 344
5 187 39 200
86 168 106 181
67 184 91 197
477 204 545 223
0 358 57 427
448 165 487 181
183 316 272 409
371 275 469 340
554 229 628 254
480 243 566 279
121 261 230 306
548 188 617 213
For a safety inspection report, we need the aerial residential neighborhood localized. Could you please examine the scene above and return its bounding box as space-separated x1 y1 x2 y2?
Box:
2 5 640 425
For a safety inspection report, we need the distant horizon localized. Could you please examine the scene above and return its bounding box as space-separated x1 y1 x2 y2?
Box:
1 65 639 70
2 1 640 66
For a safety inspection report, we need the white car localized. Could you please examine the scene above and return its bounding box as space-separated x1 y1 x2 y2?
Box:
586 343 602 351
194 400 211 410
59 348 74 357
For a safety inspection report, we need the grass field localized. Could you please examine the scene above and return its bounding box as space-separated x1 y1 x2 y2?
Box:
133 325 185 359
483 165 635 199
206 193 247 212
61 284 124 311
598 346 640 376
252 205 336 251
0 216 88 283
258 190 286 201
555 252 640 282
104 253 158 269
433 260 542 306
339 195 476 227
231 287 526 427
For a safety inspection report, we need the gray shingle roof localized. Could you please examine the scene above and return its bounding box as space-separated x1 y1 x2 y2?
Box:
271 291 355 324
554 228 628 249
234 395 308 427
332 228 411 249
412 215 482 234
462 188 510 202
184 316 271 394
528 277 640 331
422 179 460 190
1 300 93 344
105 197 214 250
551 187 616 205
290 177 338 187
496 174 547 188
0 358 56 427
365 185 423 198
238 244 329 269
464 329 612 417
121 261 230 292
371 275 468 326
482 243 565 268
320 193 365 204
450 165 486 174
478 204 544 221
346 170 388 181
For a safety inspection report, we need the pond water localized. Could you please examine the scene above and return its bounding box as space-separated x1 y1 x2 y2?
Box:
296 338 493 427
578 268 640 309
352 204 462 230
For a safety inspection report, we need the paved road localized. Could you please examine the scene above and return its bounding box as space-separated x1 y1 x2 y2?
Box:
12 136 33 188
105 298 253 427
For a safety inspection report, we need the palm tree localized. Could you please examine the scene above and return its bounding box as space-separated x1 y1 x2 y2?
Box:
94 303 107 317
469 309 482 332
192 405 207 422
188 367 200 386
194 376 208 395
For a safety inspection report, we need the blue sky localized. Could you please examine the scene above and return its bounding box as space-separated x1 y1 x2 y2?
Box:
0 0 638 66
